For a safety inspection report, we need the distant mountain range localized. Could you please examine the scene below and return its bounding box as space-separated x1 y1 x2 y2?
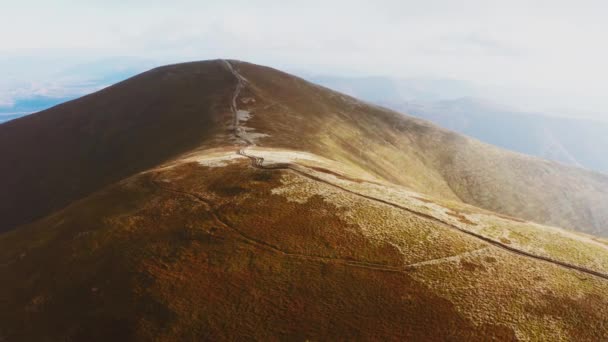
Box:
0 57 154 124
0 96 72 123
312 76 608 174
400 98 608 173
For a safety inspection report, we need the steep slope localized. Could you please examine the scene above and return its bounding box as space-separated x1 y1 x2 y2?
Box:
225 61 608 236
0 61 235 232
310 76 608 175
402 98 608 174
0 113 26 124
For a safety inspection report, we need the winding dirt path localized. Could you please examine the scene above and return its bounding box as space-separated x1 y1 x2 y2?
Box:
219 59 608 281
236 150 608 280
222 60 255 146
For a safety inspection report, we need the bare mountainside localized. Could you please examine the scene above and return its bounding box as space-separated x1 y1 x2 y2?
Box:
1 60 608 340
2 60 607 236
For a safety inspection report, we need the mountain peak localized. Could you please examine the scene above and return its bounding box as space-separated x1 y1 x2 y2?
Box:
2 60 608 340
2 60 608 236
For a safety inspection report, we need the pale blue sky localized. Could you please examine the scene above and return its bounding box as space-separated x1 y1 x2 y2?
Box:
2 0 608 118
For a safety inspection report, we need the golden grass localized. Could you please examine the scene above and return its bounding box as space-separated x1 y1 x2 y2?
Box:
2 156 606 340
234 60 608 236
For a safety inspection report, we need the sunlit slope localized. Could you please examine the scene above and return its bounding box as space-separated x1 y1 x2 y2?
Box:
230 61 608 235
1 153 607 341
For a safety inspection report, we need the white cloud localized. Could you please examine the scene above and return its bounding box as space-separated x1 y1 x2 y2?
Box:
0 97 14 108
2 0 608 118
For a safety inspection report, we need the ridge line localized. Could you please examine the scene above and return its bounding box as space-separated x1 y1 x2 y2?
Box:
222 59 608 282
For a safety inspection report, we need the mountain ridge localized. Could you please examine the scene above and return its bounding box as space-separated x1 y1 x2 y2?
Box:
2 59 608 236
1 59 608 340
311 74 608 174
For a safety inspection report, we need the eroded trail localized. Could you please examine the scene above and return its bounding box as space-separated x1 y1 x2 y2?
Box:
222 60 255 146
219 59 608 281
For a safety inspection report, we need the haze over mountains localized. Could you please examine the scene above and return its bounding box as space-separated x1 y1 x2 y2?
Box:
0 57 155 124
0 97 70 124
7 65 607 176
313 75 608 174
1 60 608 340
403 98 608 173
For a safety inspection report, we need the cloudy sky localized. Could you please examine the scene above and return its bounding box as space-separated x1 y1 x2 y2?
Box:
2 0 608 118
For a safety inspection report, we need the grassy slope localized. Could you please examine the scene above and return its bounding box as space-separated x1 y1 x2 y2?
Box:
1 158 607 340
247 147 608 276
233 61 608 236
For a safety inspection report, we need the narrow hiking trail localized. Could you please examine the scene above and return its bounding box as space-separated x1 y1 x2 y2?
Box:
213 59 608 281
222 59 255 147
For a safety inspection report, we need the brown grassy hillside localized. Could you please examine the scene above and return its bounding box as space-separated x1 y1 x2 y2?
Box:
1 59 608 340
1 155 607 340
0 61 235 232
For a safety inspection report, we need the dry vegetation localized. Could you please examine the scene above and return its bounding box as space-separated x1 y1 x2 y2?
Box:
234 60 608 236
1 157 607 340
1 59 608 340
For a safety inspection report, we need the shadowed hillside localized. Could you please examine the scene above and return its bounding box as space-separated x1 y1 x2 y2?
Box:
0 61 235 232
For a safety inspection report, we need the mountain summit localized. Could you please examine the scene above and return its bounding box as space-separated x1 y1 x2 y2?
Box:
2 60 608 236
1 60 607 340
